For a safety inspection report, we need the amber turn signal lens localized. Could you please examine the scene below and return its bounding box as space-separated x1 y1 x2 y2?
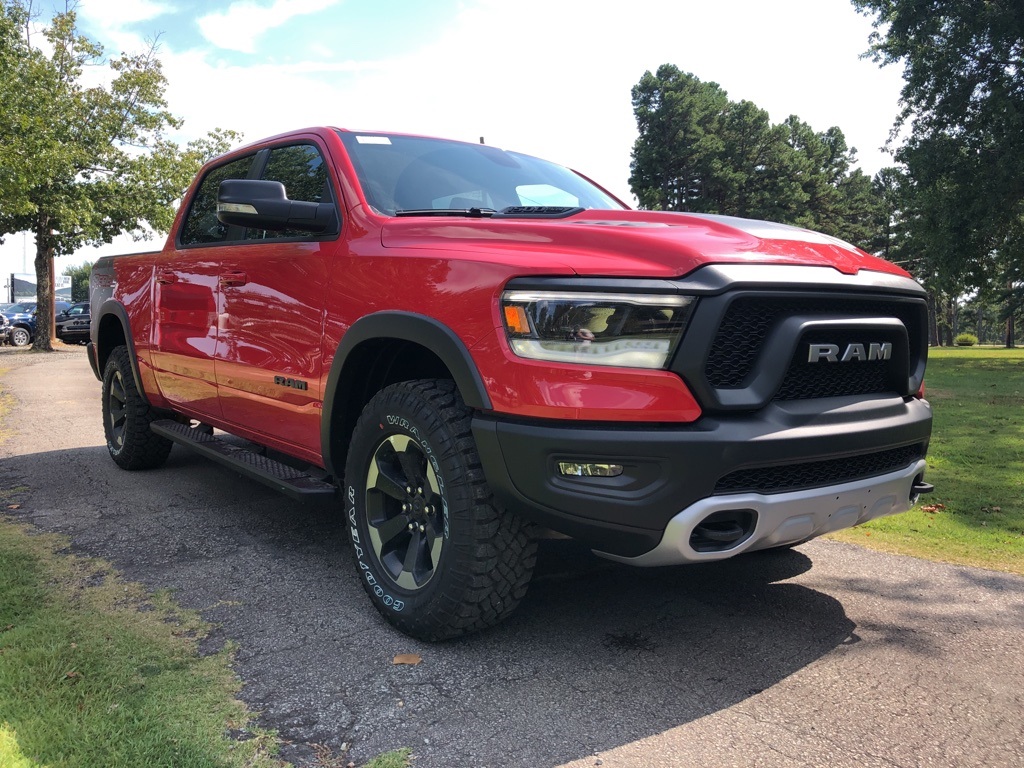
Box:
503 305 531 335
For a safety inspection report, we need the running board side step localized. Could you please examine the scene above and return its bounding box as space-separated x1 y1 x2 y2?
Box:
151 420 337 501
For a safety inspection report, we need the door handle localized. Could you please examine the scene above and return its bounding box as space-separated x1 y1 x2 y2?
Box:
155 271 178 284
219 271 248 287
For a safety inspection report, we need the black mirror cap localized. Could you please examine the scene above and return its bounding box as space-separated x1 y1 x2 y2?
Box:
216 179 338 234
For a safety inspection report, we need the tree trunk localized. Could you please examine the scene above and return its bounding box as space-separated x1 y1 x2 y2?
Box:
928 292 939 346
1007 278 1016 349
32 213 55 352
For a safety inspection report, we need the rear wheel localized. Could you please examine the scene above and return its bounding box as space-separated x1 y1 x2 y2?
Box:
344 380 537 641
102 345 172 470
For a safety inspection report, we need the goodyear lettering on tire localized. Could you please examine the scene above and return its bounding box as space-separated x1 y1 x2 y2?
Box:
347 484 405 612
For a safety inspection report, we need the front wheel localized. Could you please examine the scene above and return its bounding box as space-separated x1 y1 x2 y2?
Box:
344 380 537 641
9 327 30 347
102 345 173 470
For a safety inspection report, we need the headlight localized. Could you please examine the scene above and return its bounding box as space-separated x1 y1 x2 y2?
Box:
501 290 694 369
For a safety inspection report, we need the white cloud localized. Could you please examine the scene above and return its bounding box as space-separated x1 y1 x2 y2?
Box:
198 0 340 54
77 0 174 26
70 0 176 64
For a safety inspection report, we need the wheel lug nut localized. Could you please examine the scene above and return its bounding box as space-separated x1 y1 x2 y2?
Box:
417 487 423 495
406 486 412 494
402 503 409 512
408 522 415 531
418 524 425 533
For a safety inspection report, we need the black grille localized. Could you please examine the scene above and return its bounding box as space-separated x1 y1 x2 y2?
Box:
774 328 901 400
714 443 926 495
705 296 922 390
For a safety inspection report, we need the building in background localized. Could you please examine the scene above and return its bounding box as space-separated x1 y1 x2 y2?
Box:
5 273 72 302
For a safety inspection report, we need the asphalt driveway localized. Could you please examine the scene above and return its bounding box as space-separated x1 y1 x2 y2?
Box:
1 346 1021 767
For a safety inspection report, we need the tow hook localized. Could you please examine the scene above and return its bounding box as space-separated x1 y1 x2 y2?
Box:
912 478 934 496
911 476 934 504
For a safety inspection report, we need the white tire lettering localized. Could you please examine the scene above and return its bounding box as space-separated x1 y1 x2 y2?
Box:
349 483 409 613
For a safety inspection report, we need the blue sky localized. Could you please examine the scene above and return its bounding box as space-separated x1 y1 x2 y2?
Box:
2 0 906 281
70 0 464 61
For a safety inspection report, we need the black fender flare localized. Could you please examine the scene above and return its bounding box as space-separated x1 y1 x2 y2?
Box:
93 299 151 406
321 311 492 473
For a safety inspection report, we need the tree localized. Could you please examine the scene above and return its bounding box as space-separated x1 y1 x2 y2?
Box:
628 65 882 250
853 0 1024 346
63 261 91 303
629 65 729 212
711 100 805 222
0 2 238 350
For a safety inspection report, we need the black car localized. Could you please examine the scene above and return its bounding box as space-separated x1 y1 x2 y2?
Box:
55 302 90 345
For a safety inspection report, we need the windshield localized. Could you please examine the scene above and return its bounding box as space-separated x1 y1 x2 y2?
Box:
337 131 625 216
7 303 34 313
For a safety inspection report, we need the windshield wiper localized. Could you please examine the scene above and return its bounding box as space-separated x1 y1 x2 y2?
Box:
394 207 497 218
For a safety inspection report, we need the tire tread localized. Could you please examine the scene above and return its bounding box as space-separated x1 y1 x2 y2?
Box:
347 379 537 641
102 345 173 470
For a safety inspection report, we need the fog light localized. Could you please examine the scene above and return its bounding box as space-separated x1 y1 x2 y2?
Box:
558 462 624 477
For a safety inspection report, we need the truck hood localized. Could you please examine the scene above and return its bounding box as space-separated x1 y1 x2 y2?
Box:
380 209 908 278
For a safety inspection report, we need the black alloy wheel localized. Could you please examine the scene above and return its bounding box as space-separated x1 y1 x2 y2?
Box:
364 431 446 590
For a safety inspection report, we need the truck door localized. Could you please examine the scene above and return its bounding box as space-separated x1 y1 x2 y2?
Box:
214 141 338 460
151 153 257 419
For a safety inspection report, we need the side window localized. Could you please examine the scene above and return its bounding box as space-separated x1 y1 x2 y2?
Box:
179 155 256 246
246 144 333 241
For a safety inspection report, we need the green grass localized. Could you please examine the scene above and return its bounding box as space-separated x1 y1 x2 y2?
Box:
0 518 283 768
830 346 1024 574
364 749 413 768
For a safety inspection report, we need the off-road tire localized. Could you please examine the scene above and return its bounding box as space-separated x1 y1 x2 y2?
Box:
344 379 537 641
102 345 173 470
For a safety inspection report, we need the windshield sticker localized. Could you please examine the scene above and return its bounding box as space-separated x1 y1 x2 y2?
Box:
356 136 392 144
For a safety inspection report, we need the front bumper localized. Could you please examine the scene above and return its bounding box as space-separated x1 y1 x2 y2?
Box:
600 459 927 565
473 394 932 559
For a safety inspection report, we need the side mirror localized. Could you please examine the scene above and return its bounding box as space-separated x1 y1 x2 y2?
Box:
216 179 338 234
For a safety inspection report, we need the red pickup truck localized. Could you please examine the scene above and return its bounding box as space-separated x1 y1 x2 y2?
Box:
89 126 933 640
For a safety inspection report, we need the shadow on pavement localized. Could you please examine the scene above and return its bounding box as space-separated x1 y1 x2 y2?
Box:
1 446 854 767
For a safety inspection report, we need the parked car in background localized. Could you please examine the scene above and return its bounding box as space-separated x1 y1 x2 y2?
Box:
55 302 91 345
2 301 72 346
